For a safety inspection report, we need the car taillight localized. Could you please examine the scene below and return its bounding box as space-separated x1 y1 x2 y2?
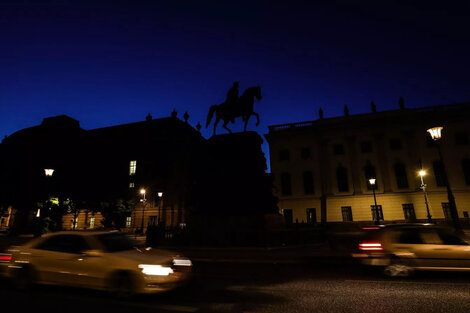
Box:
359 242 383 251
0 254 12 262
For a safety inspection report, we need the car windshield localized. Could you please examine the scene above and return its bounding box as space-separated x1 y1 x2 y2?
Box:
95 233 137 252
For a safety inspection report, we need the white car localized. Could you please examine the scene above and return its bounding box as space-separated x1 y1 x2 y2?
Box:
1 231 192 295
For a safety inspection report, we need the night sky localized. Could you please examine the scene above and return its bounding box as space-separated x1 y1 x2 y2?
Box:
1 0 470 167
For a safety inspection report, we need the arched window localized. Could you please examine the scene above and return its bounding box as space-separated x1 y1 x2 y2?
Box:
337 165 349 192
394 162 409 189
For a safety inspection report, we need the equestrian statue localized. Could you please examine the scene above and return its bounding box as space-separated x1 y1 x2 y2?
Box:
206 82 262 136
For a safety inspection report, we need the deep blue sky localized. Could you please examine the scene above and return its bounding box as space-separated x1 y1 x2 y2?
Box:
1 0 470 167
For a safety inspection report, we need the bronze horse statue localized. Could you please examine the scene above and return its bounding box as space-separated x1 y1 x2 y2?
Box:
206 86 262 136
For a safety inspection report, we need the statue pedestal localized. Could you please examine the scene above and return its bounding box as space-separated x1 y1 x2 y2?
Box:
190 131 279 246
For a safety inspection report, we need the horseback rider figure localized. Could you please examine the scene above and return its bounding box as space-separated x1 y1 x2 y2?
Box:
223 82 239 123
206 82 262 135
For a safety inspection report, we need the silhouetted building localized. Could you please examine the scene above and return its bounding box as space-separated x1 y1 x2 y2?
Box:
0 115 205 232
266 102 470 226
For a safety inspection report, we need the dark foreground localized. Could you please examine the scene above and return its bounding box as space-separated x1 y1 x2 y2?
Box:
2 260 470 313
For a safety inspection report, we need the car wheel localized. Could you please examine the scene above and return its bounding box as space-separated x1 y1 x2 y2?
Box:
12 266 35 291
384 258 413 278
112 272 136 298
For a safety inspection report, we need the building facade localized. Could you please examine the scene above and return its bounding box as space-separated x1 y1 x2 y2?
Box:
266 102 470 226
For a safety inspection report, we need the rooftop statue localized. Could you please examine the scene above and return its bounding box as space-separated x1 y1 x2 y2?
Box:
206 82 262 136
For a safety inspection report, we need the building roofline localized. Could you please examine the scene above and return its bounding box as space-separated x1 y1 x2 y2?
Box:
267 101 470 133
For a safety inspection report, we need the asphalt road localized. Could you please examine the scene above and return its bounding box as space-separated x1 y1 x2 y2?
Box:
2 261 470 313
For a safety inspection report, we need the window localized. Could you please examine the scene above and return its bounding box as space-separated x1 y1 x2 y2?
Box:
442 203 452 220
462 158 470 185
129 182 135 188
341 206 353 222
438 229 468 245
279 149 290 161
129 160 137 176
89 217 95 229
333 144 345 155
389 138 402 150
303 171 314 194
126 216 132 228
394 163 409 189
283 209 293 225
402 204 416 221
306 208 317 223
364 163 377 190
301 147 310 159
420 229 442 244
281 172 292 195
433 160 446 187
37 235 90 254
336 165 349 192
464 211 469 218
398 228 423 244
71 216 78 229
371 205 383 221
360 141 372 153
455 132 469 145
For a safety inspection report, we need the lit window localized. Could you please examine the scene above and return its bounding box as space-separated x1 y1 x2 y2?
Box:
129 160 137 176
341 206 353 222
89 217 95 229
126 216 132 228
371 205 383 221
72 217 78 230
129 182 135 188
306 208 317 223
402 204 416 221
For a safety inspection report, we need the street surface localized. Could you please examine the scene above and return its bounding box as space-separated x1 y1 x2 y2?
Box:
2 260 470 313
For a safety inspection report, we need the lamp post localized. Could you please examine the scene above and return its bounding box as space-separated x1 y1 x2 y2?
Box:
140 188 147 233
427 126 461 233
369 178 380 225
418 169 432 223
157 192 163 225
43 168 54 213
428 126 462 233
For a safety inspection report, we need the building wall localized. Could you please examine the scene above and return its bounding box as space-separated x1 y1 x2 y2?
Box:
267 103 470 225
62 206 185 232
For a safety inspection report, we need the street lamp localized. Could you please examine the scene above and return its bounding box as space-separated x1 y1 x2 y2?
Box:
427 126 461 233
140 188 147 233
157 192 163 224
44 169 54 176
418 169 432 223
369 178 380 225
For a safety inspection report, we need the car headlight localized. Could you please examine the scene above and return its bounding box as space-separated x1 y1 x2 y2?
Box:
138 264 174 276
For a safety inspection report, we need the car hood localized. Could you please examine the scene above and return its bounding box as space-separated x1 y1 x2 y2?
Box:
111 248 178 265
